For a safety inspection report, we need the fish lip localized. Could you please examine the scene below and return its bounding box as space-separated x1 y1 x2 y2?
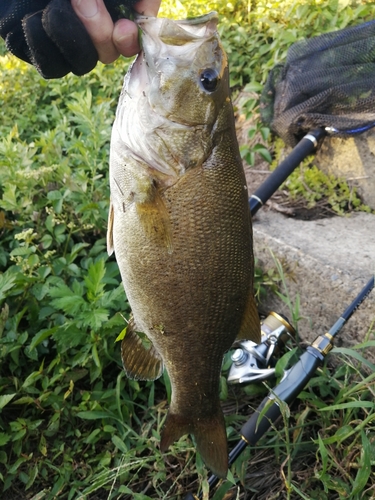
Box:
135 11 219 26
135 11 219 44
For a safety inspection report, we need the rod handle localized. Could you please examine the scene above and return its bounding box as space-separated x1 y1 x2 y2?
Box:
241 348 323 443
241 396 281 444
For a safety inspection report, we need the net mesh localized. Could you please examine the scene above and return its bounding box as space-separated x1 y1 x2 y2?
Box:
260 20 375 146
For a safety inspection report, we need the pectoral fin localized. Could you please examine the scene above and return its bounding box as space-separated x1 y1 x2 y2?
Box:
237 290 261 344
121 317 164 381
136 185 172 253
107 202 114 256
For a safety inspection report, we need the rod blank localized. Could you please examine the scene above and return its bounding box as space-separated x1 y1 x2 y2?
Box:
249 128 326 216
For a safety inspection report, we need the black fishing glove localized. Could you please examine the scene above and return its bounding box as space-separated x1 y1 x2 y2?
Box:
0 0 138 79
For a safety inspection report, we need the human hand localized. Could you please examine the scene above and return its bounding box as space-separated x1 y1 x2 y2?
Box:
0 0 160 79
71 0 161 63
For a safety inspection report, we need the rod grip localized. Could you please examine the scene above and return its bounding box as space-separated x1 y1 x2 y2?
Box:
241 348 323 444
241 396 281 444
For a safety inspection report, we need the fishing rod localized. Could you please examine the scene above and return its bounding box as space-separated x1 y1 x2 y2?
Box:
184 275 374 499
183 123 371 498
183 15 375 497
248 128 326 215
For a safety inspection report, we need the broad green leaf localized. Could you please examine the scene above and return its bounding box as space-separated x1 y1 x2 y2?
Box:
8 455 30 475
103 425 116 433
317 433 328 476
29 327 58 350
116 326 127 342
212 481 236 500
13 397 34 405
22 371 42 389
226 469 236 485
49 293 86 316
111 435 128 454
274 347 298 379
68 242 90 262
0 394 16 409
0 270 16 301
38 435 47 457
25 464 38 491
0 432 10 446
84 259 106 301
0 451 7 464
84 429 101 444
91 344 101 369
80 308 108 330
352 431 372 494
53 325 86 349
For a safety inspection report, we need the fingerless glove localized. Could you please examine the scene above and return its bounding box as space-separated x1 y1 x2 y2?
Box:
0 0 138 78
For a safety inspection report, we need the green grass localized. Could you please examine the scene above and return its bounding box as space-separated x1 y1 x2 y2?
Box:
268 141 374 215
0 0 375 498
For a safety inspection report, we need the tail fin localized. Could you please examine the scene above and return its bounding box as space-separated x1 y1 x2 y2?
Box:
160 409 228 478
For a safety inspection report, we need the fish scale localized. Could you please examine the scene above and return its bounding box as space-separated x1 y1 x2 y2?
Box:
107 12 260 478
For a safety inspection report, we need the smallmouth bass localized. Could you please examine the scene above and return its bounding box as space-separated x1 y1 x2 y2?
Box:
107 12 260 478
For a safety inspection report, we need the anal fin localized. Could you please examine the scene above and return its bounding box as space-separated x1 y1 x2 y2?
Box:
121 317 164 381
237 290 261 344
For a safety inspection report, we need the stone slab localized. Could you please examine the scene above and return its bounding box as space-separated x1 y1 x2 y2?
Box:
315 131 375 210
252 209 375 356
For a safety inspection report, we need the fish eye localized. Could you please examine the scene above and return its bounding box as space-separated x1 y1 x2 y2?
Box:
200 69 219 92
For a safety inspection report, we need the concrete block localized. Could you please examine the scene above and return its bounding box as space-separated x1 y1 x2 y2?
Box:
252 209 375 357
315 131 375 210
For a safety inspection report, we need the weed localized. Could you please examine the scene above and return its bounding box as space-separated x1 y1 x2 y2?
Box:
271 142 373 214
0 1 374 498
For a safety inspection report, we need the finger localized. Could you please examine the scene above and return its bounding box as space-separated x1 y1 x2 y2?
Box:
134 0 161 17
113 18 140 57
71 0 119 64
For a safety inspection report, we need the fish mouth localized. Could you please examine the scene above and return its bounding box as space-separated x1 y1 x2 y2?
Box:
136 11 219 40
135 12 219 48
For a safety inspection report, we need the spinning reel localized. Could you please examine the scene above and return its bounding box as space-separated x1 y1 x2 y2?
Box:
228 312 295 385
